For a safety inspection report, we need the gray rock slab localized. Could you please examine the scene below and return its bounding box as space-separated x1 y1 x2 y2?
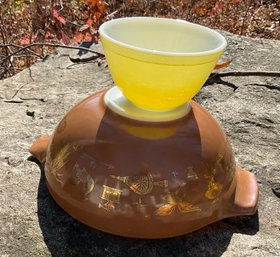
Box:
0 33 279 257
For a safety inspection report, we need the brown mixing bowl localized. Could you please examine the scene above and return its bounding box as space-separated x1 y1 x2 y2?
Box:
29 90 258 238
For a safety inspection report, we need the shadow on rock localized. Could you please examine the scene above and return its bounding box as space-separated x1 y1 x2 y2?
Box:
34 164 259 257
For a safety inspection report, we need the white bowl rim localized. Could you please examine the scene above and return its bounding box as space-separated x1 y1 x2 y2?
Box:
98 17 227 57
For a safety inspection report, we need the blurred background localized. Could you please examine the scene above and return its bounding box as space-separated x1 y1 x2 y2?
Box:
0 0 279 79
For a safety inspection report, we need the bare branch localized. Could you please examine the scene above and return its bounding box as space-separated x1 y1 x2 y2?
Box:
27 3 34 81
0 22 13 68
240 0 253 35
106 6 124 19
59 0 64 12
211 71 280 78
0 43 105 65
0 44 43 58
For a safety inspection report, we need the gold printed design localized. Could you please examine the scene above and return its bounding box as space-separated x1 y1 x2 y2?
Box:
133 198 147 212
216 153 224 166
49 144 71 184
81 153 115 170
155 193 201 216
226 157 236 182
110 173 168 195
98 185 122 211
73 163 95 196
185 167 198 180
204 169 223 200
171 170 179 178
216 153 235 183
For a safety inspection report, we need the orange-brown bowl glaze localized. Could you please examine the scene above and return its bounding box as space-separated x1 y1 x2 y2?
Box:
30 90 258 238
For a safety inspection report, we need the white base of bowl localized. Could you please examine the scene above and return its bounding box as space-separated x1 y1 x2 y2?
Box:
104 86 191 122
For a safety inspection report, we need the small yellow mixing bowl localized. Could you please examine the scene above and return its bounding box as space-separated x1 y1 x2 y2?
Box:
99 17 227 111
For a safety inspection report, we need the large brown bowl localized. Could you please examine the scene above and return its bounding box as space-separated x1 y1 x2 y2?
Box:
29 90 258 238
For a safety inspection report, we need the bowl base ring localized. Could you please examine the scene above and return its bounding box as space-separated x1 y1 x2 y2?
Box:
104 86 191 122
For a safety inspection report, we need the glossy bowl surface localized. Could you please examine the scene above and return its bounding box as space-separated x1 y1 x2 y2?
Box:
29 90 258 238
99 17 227 110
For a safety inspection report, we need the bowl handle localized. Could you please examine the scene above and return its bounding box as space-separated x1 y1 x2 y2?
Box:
228 166 259 216
29 135 51 164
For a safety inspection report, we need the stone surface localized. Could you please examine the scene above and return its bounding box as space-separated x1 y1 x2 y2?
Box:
0 33 279 257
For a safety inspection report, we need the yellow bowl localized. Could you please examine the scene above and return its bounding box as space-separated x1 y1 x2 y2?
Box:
99 17 227 111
